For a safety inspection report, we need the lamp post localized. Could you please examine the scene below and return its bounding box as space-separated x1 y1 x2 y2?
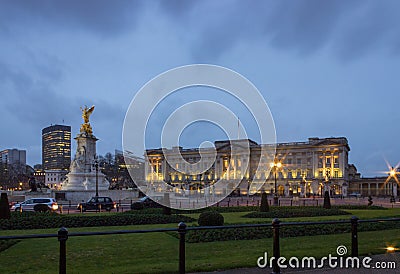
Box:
270 162 282 206
94 159 99 197
388 167 397 198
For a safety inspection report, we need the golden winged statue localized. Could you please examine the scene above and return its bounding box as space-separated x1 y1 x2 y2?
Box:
80 105 95 135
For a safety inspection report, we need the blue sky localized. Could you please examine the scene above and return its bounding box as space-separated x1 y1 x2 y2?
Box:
0 0 399 177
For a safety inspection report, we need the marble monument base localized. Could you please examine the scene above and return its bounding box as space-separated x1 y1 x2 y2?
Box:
62 172 109 191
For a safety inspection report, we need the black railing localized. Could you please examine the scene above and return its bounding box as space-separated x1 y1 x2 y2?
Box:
1 217 400 274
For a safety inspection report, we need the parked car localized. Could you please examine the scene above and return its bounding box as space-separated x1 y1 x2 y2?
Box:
77 196 116 212
349 192 362 198
131 196 162 210
11 198 58 212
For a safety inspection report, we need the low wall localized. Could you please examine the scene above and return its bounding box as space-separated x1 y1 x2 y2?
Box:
2 189 139 203
53 189 139 203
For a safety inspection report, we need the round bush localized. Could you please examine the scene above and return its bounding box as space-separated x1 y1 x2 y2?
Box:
198 211 224 226
33 204 50 212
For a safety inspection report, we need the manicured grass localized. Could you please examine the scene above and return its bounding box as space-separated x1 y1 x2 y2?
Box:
1 208 400 273
0 226 399 273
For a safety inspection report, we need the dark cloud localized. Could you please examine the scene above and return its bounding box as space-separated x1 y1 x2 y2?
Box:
169 0 400 61
265 0 362 55
0 0 143 36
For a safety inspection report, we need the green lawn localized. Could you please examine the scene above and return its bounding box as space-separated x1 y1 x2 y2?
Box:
184 208 400 224
0 208 399 273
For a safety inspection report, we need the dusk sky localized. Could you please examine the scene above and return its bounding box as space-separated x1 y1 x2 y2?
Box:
1 0 400 177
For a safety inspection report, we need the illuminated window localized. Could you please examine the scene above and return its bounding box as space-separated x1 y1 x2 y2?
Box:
326 157 331 165
334 170 339 178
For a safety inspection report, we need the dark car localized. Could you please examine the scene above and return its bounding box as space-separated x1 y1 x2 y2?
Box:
131 196 162 210
77 196 116 212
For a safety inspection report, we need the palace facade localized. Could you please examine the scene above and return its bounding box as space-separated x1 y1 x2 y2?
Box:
145 137 352 197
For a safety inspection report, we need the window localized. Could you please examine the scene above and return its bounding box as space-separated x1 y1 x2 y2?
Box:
334 157 339 167
287 158 292 165
297 158 302 165
334 170 339 178
326 157 331 165
318 170 323 178
288 171 292 179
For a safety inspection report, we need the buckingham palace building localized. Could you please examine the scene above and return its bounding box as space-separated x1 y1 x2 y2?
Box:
144 137 353 197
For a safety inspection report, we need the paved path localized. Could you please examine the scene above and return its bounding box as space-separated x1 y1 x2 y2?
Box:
192 254 400 273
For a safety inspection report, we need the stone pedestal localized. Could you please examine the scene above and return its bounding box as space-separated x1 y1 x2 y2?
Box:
62 132 110 191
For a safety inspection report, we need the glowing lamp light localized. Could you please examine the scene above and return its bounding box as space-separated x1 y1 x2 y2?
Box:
386 246 398 253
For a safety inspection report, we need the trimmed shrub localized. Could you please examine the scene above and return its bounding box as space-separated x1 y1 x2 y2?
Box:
0 193 11 220
260 192 269 212
0 213 195 230
175 206 260 214
198 211 224 226
332 205 385 210
176 220 400 243
243 207 349 218
33 204 50 213
323 191 331 209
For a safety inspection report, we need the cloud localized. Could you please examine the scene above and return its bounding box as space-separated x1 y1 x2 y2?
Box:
0 0 143 36
161 0 400 61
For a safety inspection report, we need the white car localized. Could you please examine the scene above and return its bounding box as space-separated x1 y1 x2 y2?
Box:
349 192 362 198
11 198 58 212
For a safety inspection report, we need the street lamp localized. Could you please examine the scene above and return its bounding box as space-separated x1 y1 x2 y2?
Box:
93 159 99 197
270 161 282 206
388 167 398 198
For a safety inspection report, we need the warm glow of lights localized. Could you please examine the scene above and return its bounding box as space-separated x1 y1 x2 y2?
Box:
390 169 396 177
386 246 398 252
270 162 282 168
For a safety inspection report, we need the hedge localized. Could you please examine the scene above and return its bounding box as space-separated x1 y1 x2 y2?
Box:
332 205 386 210
243 207 350 218
0 213 195 230
170 221 400 243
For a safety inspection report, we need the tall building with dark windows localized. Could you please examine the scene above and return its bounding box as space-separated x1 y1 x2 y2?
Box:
0 149 26 166
42 125 71 171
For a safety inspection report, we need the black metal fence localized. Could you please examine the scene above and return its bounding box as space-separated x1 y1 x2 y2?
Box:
1 217 400 274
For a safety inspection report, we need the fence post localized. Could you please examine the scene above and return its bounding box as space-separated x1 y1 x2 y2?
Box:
272 218 281 274
178 222 187 274
351 216 359 257
58 227 68 274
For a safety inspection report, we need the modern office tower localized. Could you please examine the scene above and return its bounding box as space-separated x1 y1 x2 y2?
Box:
0 148 26 166
42 125 71 171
